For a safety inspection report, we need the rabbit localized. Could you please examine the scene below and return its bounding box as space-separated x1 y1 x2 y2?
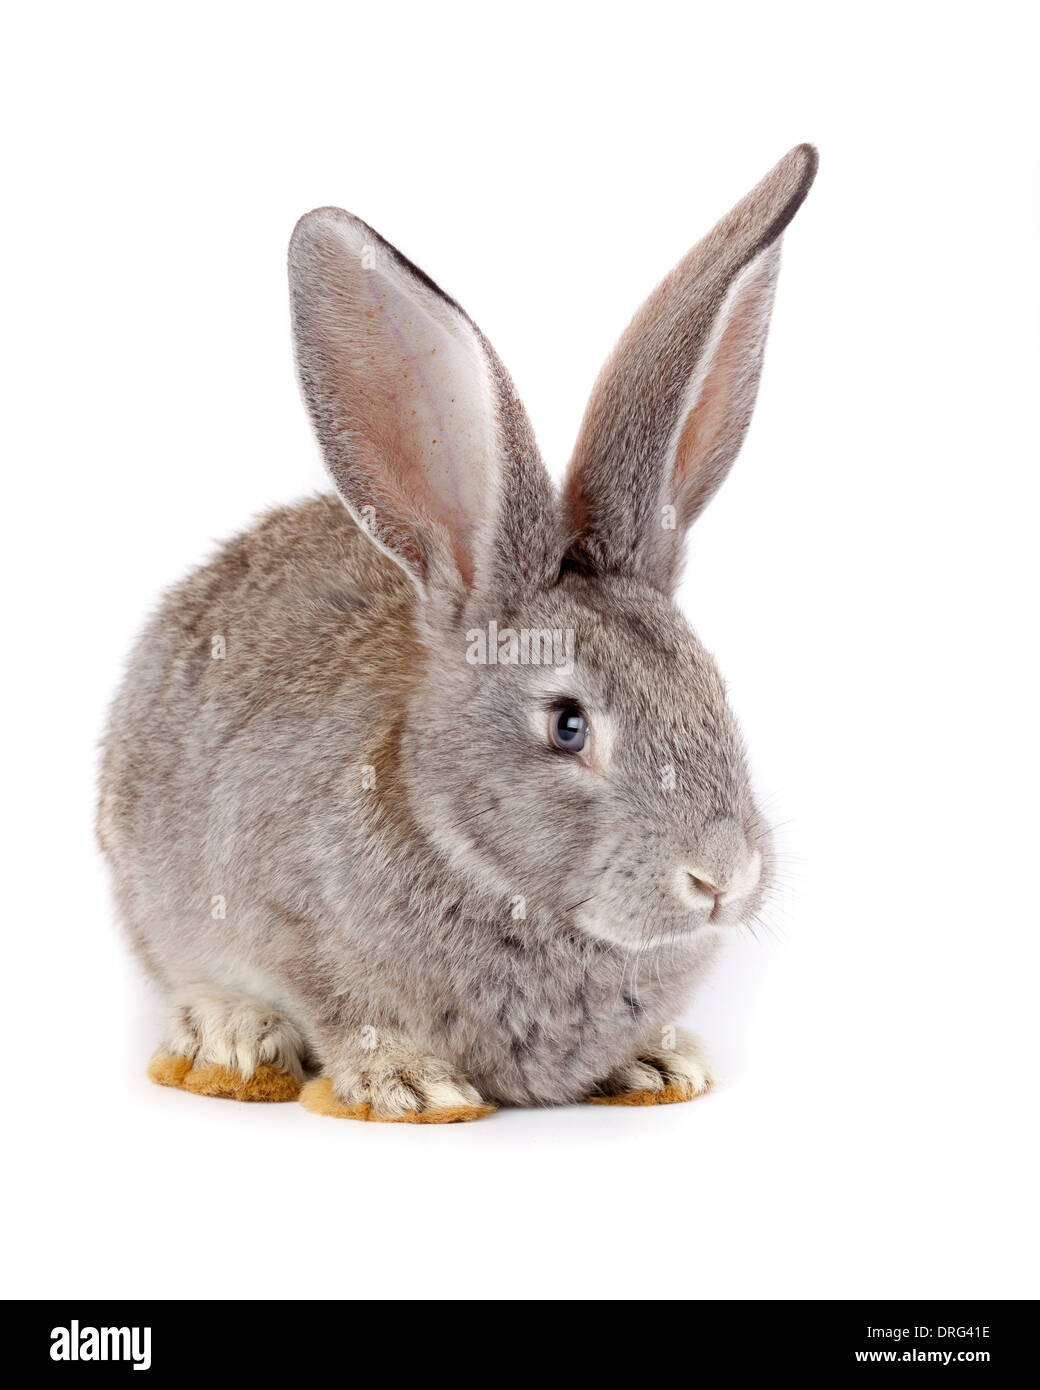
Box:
97 144 817 1122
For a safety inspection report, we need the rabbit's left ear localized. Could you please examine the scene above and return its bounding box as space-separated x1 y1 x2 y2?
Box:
563 145 817 594
290 209 560 606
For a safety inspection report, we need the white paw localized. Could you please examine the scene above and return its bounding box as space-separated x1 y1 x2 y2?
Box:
164 986 306 1081
602 1026 715 1097
335 1047 486 1119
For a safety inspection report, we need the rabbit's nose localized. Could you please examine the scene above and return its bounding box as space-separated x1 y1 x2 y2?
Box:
685 869 722 904
680 868 726 917
676 851 761 915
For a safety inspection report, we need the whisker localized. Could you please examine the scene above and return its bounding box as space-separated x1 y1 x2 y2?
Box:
448 805 498 830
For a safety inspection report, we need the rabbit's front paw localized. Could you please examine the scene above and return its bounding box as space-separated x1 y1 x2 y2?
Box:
300 1050 495 1124
588 1025 714 1107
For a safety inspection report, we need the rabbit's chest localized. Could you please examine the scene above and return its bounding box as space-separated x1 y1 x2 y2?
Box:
434 932 692 1106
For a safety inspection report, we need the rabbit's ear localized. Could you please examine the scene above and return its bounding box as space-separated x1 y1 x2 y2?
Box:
563 145 817 593
290 209 560 603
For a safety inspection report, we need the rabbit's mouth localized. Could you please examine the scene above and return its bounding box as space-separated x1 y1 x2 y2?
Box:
569 903 724 952
676 849 764 920
567 836 767 949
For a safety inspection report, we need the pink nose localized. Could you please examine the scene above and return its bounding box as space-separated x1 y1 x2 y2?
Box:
676 850 762 913
685 870 722 903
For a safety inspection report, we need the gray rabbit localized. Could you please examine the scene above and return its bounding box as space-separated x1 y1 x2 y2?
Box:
98 146 816 1122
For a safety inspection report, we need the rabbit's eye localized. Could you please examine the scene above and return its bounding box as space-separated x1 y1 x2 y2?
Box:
549 705 589 754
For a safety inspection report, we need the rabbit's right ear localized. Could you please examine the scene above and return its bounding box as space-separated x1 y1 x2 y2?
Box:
289 209 560 605
563 145 817 595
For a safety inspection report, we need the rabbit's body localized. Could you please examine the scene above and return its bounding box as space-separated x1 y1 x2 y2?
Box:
100 146 815 1119
100 495 720 1105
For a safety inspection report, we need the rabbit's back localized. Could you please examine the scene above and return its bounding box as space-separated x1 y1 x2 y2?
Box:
97 494 421 986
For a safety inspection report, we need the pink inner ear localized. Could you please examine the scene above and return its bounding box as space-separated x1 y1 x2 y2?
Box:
314 235 497 591
673 250 778 524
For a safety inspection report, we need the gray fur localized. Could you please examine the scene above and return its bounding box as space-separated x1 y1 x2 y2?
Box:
98 147 816 1111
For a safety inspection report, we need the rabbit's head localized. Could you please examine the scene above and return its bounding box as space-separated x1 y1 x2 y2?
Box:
289 146 816 949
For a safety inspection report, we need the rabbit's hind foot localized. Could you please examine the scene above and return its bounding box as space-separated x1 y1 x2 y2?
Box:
147 986 306 1103
147 1052 301 1101
587 1026 714 1107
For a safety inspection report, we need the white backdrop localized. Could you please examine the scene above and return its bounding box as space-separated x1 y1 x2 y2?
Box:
3 1 1038 1300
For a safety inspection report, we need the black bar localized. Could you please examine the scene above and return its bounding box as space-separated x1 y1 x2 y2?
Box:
4 1300 1035 1377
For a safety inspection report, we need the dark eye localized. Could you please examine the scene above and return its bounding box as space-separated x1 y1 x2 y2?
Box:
549 705 589 754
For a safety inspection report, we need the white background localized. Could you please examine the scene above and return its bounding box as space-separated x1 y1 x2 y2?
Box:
3 1 1038 1300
